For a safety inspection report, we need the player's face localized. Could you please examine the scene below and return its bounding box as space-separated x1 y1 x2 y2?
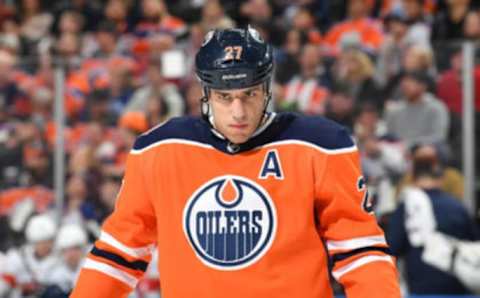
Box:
210 84 265 144
34 240 54 258
63 246 85 269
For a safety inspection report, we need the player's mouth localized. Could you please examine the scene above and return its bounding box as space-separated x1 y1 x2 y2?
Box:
230 124 248 129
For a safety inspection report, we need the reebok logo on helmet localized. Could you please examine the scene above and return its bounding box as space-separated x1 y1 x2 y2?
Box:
222 74 247 80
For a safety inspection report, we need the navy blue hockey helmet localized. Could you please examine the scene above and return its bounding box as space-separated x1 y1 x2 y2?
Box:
195 27 273 91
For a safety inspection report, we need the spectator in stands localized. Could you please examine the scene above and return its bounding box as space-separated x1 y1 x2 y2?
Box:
277 43 329 115
16 0 53 66
200 0 236 31
103 0 130 34
436 49 480 115
436 49 480 170
126 59 184 119
274 29 308 85
403 44 436 85
52 0 102 32
0 16 21 55
117 117 139 153
239 0 273 28
398 143 464 200
92 21 121 59
431 0 472 40
0 50 27 118
63 175 97 225
0 123 24 189
118 111 149 136
376 12 410 88
333 48 382 110
108 58 137 116
290 7 323 45
1 214 58 297
86 124 127 180
0 184 53 223
182 23 206 85
184 80 202 116
19 122 52 187
84 88 116 126
56 10 85 36
55 32 81 68
0 2 15 25
135 0 187 38
386 154 477 295
385 71 449 146
384 44 436 100
354 103 390 141
324 82 355 131
67 124 102 176
401 0 431 46
97 176 121 222
324 0 384 54
464 9 480 40
145 92 169 127
139 0 167 29
30 87 53 129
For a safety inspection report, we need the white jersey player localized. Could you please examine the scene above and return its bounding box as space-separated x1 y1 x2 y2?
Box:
47 224 89 294
1 214 59 297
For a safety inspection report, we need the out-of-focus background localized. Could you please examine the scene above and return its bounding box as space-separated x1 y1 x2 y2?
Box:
0 0 479 297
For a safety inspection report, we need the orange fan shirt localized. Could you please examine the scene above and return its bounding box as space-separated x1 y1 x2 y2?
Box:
71 112 400 298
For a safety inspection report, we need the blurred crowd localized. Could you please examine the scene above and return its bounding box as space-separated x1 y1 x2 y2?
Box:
0 0 480 297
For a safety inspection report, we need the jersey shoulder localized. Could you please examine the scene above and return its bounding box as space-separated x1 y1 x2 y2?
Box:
132 116 205 151
277 113 354 150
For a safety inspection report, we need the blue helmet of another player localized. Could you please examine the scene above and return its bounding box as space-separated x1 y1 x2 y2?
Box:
195 27 273 91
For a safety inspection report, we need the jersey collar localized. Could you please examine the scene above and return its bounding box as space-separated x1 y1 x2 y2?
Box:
204 112 283 154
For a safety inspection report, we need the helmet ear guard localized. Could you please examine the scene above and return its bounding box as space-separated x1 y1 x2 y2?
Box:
200 86 210 122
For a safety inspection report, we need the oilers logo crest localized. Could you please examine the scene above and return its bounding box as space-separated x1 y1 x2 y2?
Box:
183 175 277 270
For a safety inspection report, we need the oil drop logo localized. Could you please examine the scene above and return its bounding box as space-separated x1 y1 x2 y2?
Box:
183 175 277 270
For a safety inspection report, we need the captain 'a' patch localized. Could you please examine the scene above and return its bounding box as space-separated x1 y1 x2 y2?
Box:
183 175 277 271
259 149 284 180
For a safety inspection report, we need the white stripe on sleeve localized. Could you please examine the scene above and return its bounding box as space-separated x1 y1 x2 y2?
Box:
327 235 386 252
100 231 154 259
83 258 139 288
332 255 393 281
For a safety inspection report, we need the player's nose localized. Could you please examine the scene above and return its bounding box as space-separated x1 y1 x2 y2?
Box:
231 98 247 121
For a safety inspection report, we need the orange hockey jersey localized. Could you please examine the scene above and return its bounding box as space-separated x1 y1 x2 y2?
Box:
70 112 400 298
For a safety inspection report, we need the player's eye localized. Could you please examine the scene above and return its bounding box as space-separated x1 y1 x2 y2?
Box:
218 94 232 101
245 90 257 97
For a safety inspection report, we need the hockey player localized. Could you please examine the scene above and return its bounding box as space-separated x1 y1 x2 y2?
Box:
1 214 58 297
45 224 89 295
71 27 400 297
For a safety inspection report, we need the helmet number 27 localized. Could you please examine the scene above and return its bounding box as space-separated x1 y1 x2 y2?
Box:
224 46 243 61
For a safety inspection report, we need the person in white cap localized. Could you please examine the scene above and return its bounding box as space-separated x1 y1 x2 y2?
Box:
45 224 89 295
1 213 59 297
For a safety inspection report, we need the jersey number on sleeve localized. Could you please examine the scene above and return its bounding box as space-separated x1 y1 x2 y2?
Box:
357 176 374 214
